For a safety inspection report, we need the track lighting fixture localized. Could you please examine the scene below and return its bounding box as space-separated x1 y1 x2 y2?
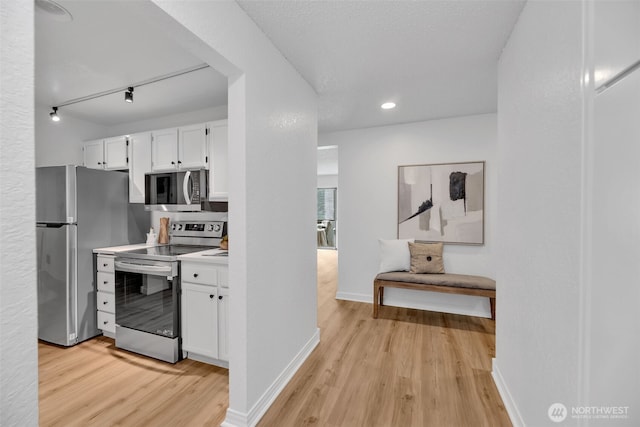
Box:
125 87 134 103
50 107 60 122
46 63 211 122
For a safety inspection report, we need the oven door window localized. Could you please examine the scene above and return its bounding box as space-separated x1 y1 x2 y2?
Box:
115 270 178 338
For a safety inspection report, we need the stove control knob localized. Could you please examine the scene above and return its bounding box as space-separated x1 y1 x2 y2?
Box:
178 224 183 231
171 224 176 230
212 223 221 232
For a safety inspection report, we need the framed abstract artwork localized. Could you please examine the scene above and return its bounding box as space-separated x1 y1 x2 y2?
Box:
398 161 485 245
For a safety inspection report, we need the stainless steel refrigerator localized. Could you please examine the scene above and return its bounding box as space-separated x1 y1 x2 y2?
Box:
36 165 147 346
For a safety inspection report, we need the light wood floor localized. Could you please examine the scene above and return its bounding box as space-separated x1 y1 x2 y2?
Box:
39 250 510 426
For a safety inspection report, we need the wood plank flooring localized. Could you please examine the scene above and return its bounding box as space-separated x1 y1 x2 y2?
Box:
39 249 510 427
258 249 510 427
38 337 228 426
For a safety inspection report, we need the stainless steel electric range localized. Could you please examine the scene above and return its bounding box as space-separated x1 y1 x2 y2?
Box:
113 220 226 363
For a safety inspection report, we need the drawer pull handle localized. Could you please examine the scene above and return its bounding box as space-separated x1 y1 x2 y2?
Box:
193 273 199 278
103 263 108 267
219 295 223 300
103 281 108 284
103 321 108 325
209 294 214 299
103 301 108 305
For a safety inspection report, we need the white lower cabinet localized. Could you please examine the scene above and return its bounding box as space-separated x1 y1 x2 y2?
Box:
96 254 116 336
181 282 219 359
180 261 229 366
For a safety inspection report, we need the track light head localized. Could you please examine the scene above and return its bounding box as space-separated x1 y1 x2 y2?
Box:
50 107 60 122
125 87 134 103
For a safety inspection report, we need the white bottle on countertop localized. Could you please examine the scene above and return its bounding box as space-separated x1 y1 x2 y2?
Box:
146 228 156 244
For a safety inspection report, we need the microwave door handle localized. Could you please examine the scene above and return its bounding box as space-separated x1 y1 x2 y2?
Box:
183 170 192 205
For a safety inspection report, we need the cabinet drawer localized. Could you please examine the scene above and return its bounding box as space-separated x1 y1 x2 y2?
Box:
97 291 115 314
97 311 115 333
97 271 115 292
97 255 115 273
181 262 218 286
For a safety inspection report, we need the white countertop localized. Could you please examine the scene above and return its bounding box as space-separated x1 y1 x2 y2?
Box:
93 243 156 255
178 248 229 264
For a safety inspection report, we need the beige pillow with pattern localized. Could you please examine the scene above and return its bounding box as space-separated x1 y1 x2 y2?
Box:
408 242 445 274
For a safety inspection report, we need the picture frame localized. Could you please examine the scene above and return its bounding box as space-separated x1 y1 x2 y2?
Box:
397 161 485 245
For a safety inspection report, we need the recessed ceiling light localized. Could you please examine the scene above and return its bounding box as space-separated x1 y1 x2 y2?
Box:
381 102 396 110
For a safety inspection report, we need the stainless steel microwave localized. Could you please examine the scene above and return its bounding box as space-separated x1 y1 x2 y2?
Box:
144 170 208 211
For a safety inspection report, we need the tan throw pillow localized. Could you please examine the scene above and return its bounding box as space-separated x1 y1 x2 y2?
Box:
409 242 445 274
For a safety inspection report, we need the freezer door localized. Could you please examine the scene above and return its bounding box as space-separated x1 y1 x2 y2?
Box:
36 165 77 223
37 223 77 346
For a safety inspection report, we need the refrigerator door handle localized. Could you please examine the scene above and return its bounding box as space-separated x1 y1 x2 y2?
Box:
67 224 78 344
37 223 68 228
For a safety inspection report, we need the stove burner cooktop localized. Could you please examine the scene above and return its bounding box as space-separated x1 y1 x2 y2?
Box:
118 245 216 262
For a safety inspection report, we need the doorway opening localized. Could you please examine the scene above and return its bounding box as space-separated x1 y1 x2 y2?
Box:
317 145 338 249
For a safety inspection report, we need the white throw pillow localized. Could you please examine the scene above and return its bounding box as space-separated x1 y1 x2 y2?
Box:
378 238 415 273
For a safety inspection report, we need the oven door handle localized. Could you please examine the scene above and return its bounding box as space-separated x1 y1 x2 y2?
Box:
115 261 175 277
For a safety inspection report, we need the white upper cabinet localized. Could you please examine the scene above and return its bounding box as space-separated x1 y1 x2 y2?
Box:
83 137 128 171
151 124 208 172
83 139 104 169
151 127 179 171
103 136 129 170
208 120 228 201
179 123 209 170
128 132 152 203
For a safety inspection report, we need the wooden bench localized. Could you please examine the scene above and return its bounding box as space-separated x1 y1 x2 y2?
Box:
373 272 496 320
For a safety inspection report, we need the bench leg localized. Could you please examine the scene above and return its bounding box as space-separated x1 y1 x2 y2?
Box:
490 297 496 320
373 281 382 318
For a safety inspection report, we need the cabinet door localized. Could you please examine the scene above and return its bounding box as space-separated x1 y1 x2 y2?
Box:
103 136 129 170
129 132 152 203
151 128 178 171
208 120 228 201
178 123 208 170
181 282 218 359
83 139 104 169
218 286 229 362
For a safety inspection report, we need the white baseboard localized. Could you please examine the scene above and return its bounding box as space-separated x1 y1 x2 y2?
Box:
335 291 371 303
492 358 525 427
221 408 246 427
222 328 321 427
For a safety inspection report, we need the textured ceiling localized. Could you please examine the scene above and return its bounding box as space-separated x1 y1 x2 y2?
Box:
35 1 525 132
35 0 228 126
238 0 525 132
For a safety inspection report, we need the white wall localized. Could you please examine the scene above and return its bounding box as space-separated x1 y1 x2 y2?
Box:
147 2 318 426
35 105 108 167
319 114 496 318
494 2 585 425
588 2 640 423
317 174 338 188
0 1 39 425
108 105 227 137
